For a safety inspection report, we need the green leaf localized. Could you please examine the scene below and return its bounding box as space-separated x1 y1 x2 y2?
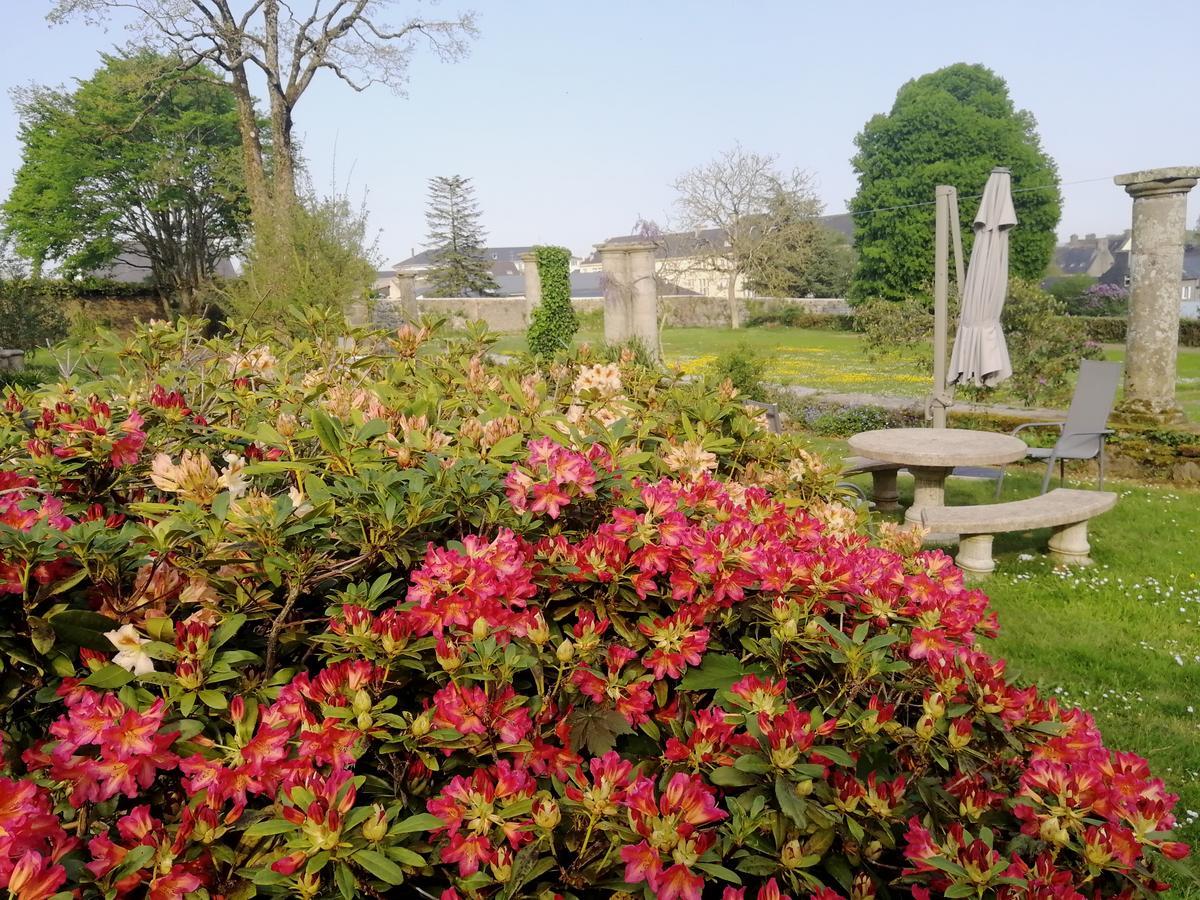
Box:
334 862 356 900
353 849 406 885
391 812 443 834
695 862 741 883
81 663 135 689
211 613 247 650
243 819 298 837
679 653 744 692
812 745 856 767
49 609 120 651
110 843 155 880
775 775 808 827
199 690 229 709
710 766 759 787
312 410 345 457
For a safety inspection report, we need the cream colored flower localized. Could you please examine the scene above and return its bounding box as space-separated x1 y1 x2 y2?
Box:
150 451 221 505
227 345 278 381
219 453 250 499
288 486 314 518
572 363 623 398
104 624 154 675
662 439 719 480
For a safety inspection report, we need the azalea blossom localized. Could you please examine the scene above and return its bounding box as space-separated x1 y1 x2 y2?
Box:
104 625 155 675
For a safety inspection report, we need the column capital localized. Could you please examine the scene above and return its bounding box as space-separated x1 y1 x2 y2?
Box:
1114 166 1200 199
594 240 659 256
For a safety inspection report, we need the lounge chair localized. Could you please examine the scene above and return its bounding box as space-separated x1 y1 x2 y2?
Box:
994 359 1122 498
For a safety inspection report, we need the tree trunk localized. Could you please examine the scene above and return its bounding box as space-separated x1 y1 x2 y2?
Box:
263 0 296 211
727 267 741 329
228 66 271 229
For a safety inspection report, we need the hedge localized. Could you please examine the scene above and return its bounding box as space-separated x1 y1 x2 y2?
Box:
1073 316 1200 347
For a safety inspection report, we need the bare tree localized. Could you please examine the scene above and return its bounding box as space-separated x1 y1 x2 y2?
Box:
672 144 820 328
50 1 477 227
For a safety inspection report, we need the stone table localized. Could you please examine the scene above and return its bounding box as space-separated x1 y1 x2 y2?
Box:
847 428 1027 530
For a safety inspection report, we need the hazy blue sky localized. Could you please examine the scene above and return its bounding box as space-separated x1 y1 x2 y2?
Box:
2 1 1197 265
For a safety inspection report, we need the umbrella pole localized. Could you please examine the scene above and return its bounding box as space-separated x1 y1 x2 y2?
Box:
932 185 952 428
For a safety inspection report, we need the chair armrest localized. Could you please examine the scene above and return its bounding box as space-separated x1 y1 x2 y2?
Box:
1060 430 1114 438
1011 421 1065 435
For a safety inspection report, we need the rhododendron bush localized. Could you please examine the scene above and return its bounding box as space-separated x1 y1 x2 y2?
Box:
0 313 1188 899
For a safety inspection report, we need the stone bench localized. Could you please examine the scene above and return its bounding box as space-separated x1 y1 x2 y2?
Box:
921 488 1117 576
841 456 902 511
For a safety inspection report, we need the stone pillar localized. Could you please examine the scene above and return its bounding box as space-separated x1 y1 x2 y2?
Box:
1112 166 1200 424
396 273 419 322
520 251 541 325
596 241 660 361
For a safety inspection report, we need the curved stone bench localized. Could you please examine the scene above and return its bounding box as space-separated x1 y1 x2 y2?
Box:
920 488 1117 576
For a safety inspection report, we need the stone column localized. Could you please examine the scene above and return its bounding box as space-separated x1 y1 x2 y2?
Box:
596 241 660 361
396 273 419 322
520 251 541 325
1112 166 1200 424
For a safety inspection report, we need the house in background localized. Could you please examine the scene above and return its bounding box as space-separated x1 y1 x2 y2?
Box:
579 213 855 299
1050 231 1200 318
89 247 238 283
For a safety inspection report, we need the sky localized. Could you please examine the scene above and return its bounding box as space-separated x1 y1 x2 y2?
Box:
1 0 1198 267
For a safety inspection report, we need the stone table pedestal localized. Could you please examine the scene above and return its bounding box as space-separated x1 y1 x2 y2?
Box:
520 251 541 326
1112 166 1200 425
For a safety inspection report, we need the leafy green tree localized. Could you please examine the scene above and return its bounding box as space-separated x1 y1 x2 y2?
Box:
526 245 577 357
748 217 856 298
849 63 1061 302
3 52 247 317
423 175 498 297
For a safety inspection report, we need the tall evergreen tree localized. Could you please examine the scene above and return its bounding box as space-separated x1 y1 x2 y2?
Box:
423 175 498 297
849 63 1061 302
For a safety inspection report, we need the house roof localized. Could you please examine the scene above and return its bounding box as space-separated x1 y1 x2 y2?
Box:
1097 246 1200 286
392 246 535 270
583 213 855 266
89 248 237 283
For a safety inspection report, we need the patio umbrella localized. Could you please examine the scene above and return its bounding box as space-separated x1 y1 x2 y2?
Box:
947 167 1018 388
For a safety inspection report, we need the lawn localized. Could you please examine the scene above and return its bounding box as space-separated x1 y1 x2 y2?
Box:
493 325 1200 419
834 456 1200 862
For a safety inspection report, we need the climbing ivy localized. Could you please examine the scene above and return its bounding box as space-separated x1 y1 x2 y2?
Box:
526 245 577 357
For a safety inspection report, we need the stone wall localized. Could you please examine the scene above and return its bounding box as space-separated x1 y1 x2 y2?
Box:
371 295 850 332
67 296 164 333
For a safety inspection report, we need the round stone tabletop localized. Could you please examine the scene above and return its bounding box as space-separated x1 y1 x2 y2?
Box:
847 428 1027 468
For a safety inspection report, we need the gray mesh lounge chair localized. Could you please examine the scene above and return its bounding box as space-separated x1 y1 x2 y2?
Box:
994 360 1122 498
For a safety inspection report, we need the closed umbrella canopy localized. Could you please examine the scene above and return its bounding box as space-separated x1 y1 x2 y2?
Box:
948 167 1018 388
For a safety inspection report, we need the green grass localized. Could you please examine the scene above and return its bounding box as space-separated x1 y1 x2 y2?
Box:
834 455 1200 860
493 325 1200 419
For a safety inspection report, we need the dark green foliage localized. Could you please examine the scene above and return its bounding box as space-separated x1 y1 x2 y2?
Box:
747 224 856 298
1074 316 1200 348
856 278 1099 407
849 63 1061 302
744 305 856 331
1046 274 1097 306
707 342 768 400
526 245 577 357
3 52 248 317
807 404 898 437
0 279 69 352
0 365 58 390
424 175 498 297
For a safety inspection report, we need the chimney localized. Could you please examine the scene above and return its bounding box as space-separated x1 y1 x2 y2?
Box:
1069 234 1079 243
1085 233 1096 240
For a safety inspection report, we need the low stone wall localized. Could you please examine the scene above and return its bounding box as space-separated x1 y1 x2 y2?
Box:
372 295 850 332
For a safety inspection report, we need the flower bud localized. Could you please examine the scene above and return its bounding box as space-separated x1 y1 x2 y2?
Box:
556 638 575 663
533 797 561 831
1039 816 1070 847
352 689 373 715
776 618 799 641
794 778 814 797
490 846 513 883
276 412 299 437
804 618 821 637
230 695 245 724
436 638 462 672
356 711 374 731
915 714 936 741
527 611 550 646
411 710 432 738
296 872 321 899
781 839 805 869
947 717 972 751
863 840 883 862
923 691 947 720
362 805 388 843
472 617 489 641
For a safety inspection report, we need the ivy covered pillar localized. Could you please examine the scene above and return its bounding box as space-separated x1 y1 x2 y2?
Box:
520 251 541 325
1113 166 1200 424
596 241 659 361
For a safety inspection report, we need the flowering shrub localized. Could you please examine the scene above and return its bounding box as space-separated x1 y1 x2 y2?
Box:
0 312 1187 899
